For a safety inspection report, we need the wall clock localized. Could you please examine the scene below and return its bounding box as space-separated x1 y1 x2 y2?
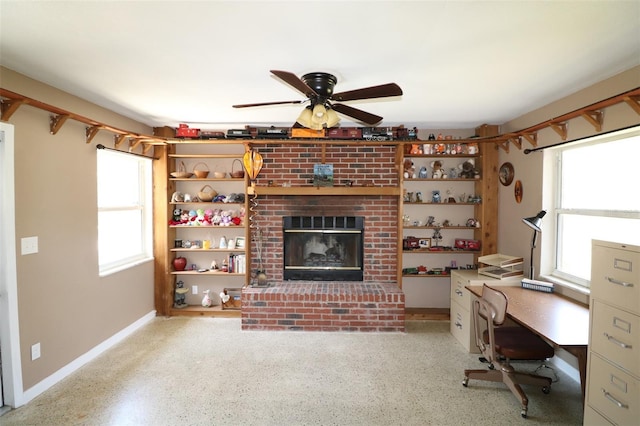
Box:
499 162 514 186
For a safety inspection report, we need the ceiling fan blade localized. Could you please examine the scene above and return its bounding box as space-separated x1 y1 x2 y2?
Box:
331 103 383 125
233 100 304 108
331 83 403 102
270 70 318 98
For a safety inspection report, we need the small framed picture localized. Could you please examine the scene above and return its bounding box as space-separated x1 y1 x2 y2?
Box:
235 237 245 249
418 238 431 249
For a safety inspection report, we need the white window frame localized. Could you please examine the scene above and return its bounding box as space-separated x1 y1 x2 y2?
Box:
550 125 640 289
97 149 153 276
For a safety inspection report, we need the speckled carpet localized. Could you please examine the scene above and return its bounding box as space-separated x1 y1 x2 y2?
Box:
1 318 583 425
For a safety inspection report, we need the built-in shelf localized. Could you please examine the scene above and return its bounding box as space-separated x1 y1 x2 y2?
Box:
247 186 400 196
169 305 241 317
171 271 245 275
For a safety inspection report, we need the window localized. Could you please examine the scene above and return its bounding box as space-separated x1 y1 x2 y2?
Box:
552 126 640 287
97 149 153 275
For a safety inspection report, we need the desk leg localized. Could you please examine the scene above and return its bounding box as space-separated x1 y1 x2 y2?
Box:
564 345 587 404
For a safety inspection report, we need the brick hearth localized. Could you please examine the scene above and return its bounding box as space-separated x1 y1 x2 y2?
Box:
242 282 405 332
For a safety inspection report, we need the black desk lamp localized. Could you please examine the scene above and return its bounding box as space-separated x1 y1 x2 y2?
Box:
522 210 546 280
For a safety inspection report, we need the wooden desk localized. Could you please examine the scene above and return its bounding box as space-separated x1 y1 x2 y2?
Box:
466 285 589 400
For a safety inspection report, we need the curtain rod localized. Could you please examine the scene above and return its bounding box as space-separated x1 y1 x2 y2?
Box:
96 144 157 160
523 124 640 154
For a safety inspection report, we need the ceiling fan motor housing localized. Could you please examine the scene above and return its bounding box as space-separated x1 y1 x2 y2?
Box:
302 72 337 98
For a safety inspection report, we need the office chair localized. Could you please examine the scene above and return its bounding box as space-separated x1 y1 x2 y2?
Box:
462 284 554 418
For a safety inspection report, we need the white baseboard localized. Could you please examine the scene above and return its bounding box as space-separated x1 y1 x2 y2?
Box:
19 311 156 407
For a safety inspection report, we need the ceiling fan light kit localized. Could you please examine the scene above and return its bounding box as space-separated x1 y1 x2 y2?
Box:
233 70 403 130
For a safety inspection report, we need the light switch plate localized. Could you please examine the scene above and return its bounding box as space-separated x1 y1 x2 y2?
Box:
21 236 38 255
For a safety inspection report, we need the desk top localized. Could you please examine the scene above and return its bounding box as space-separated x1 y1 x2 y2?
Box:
466 285 589 348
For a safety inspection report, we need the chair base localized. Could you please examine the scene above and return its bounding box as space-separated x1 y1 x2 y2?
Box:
463 367 552 418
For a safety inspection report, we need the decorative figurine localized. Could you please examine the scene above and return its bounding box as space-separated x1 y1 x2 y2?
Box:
173 280 188 309
432 190 441 203
201 289 212 307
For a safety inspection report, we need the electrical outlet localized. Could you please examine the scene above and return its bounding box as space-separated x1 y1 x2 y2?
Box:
21 236 39 255
192 285 198 295
31 342 41 361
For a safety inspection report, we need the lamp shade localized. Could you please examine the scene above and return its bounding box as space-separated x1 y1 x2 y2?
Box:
311 104 327 125
326 108 340 128
296 107 313 128
522 210 546 232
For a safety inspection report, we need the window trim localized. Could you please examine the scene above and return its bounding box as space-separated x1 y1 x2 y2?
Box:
549 125 640 289
97 149 153 276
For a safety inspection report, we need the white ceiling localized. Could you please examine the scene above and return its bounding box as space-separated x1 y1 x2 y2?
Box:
1 1 639 130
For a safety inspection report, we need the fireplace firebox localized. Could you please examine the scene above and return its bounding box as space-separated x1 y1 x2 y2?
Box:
283 216 364 281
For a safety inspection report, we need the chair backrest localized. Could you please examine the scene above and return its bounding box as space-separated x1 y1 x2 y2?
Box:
472 284 509 361
480 284 508 325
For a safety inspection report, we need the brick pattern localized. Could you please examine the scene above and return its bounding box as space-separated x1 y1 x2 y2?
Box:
242 282 405 332
249 144 400 284
253 144 399 188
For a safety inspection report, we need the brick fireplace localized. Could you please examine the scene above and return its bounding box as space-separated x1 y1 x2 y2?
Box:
241 143 405 331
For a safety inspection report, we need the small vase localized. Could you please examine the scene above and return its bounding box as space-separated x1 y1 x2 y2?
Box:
173 256 187 271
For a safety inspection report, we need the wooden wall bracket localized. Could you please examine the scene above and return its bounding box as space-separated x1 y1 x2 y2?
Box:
549 121 568 140
581 110 604 132
85 126 101 143
114 134 127 147
521 132 538 147
50 114 69 135
1 98 25 121
624 95 640 115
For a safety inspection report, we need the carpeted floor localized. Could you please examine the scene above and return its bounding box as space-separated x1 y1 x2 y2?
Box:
1 318 583 425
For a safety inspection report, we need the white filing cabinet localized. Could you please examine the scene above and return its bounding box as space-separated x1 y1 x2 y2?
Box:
584 240 640 426
449 269 522 353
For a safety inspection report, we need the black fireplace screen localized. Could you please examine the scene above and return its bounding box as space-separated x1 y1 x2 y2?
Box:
283 216 364 281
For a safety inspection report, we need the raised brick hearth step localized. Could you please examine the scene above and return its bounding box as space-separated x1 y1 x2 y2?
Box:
241 282 405 332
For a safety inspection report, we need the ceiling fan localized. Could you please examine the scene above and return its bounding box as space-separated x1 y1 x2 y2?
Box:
232 70 403 129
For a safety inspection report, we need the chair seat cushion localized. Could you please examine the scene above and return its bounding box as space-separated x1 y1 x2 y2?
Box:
485 327 554 360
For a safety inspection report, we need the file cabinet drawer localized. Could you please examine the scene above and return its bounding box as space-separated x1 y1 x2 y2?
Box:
587 353 639 426
450 300 477 353
591 301 640 376
591 243 640 315
450 274 471 307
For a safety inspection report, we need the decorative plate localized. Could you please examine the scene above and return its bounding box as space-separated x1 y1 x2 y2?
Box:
514 180 523 203
499 162 514 186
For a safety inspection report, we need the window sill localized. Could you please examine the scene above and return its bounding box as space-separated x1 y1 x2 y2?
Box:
100 256 154 277
540 274 590 304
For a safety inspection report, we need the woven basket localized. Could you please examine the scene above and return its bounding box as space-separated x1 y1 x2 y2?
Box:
192 162 209 178
197 184 217 202
230 159 245 178
213 165 227 179
170 161 193 178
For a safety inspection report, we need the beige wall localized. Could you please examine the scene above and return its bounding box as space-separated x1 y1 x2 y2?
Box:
1 67 155 390
496 65 640 302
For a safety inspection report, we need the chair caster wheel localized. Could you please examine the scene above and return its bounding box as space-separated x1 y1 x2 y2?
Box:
542 386 551 394
521 409 528 418
462 378 469 387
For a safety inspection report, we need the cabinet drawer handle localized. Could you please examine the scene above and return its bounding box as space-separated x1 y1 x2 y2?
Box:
601 388 629 409
455 289 463 296
603 332 633 349
605 276 634 288
455 321 462 329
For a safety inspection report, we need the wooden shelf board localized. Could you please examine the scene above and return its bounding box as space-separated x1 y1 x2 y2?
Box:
403 249 479 254
171 271 246 275
248 186 400 196
169 153 241 158
402 274 451 278
405 308 450 321
169 305 242 317
171 248 245 252
169 177 244 182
